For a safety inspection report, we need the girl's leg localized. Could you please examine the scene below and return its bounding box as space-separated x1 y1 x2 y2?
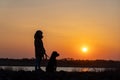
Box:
37 57 42 70
35 57 39 71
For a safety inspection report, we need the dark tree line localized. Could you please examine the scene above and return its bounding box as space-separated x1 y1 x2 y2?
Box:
0 58 120 68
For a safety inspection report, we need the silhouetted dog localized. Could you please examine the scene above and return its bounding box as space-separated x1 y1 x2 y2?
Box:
46 51 59 72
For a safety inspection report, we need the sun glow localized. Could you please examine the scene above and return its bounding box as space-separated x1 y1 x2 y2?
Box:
82 47 88 53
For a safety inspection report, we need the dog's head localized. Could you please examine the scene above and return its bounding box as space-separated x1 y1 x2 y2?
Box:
52 51 59 58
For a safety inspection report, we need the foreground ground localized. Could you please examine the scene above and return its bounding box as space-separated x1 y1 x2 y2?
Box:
0 69 120 80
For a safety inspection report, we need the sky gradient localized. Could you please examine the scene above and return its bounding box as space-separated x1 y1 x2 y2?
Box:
0 0 120 60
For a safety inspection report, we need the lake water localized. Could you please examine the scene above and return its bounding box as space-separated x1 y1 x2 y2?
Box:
0 66 113 72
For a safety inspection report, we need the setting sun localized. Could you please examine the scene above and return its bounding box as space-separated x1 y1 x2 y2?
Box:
82 48 88 53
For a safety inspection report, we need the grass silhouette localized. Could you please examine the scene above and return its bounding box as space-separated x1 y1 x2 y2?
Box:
0 68 120 80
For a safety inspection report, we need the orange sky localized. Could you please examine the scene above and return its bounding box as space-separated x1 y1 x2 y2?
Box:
0 0 120 60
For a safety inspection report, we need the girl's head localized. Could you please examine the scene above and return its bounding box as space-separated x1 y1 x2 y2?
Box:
34 30 43 39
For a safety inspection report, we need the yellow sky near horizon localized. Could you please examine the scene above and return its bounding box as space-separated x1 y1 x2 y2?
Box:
0 0 120 60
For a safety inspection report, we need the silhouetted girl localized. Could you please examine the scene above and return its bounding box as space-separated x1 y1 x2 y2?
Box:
34 30 47 71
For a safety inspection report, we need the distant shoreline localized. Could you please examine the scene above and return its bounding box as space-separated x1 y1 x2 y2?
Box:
0 65 119 68
0 58 120 68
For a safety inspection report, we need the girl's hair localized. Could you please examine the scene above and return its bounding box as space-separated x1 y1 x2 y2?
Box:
34 30 43 39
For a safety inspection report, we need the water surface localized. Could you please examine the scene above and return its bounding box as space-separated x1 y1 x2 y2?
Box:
0 66 113 72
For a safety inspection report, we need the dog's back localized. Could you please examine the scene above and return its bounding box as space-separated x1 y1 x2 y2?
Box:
46 51 59 72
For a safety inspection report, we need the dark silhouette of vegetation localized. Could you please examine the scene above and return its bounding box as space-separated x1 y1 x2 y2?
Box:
0 68 120 80
57 58 120 68
0 58 120 68
0 58 120 80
